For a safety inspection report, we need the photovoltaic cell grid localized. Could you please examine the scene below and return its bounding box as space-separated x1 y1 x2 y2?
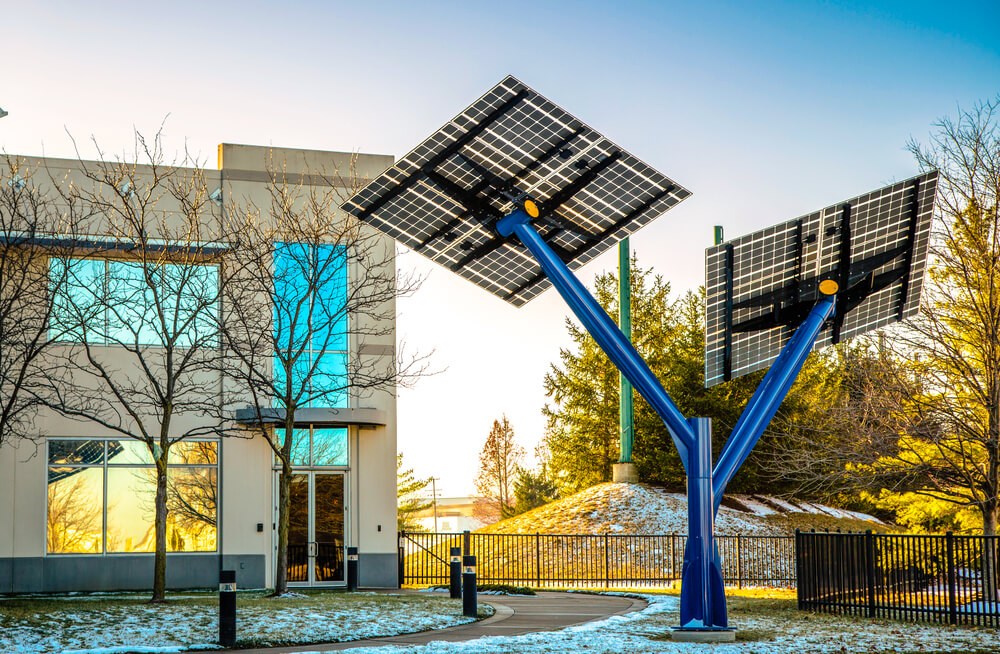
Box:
705 171 938 387
342 76 691 306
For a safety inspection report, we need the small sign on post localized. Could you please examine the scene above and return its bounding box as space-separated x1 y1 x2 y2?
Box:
347 546 359 591
462 555 477 618
219 569 236 647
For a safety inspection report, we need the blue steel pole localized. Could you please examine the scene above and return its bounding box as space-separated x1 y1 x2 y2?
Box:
679 417 727 628
711 293 836 509
497 209 694 457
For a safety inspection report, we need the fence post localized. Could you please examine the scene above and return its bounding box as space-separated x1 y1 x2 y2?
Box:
946 531 957 625
463 530 471 556
737 534 743 589
671 533 677 581
794 529 802 610
535 532 541 588
864 530 876 619
397 544 405 588
604 533 610 588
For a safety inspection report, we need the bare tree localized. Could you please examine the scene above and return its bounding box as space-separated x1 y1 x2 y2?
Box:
474 415 524 522
0 157 82 446
38 131 237 602
772 98 1000 598
220 159 426 595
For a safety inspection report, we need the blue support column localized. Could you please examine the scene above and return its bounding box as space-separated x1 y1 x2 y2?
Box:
679 417 727 628
496 206 837 633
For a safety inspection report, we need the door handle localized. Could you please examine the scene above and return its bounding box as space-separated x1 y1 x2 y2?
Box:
308 542 317 557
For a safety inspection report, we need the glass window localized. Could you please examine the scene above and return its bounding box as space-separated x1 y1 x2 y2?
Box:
276 426 348 467
107 467 156 553
275 428 310 466
312 428 348 466
168 441 218 465
106 440 153 465
48 440 105 465
272 243 349 409
47 466 104 554
166 467 217 552
49 258 219 347
311 351 348 408
50 258 106 343
46 438 218 555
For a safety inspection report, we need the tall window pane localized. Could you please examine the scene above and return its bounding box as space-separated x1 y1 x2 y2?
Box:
311 351 348 408
47 466 104 553
107 467 157 552
166 467 217 551
313 244 348 351
50 258 106 343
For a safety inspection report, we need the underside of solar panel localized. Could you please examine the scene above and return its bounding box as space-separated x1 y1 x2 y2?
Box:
704 171 938 388
342 76 691 306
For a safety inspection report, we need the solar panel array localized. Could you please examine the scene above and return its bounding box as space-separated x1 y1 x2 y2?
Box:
342 76 691 306
705 171 938 387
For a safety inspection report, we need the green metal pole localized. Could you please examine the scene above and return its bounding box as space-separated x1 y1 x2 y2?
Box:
618 237 633 463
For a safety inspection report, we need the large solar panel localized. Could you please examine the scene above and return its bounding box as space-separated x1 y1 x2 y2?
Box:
705 171 938 387
342 76 691 306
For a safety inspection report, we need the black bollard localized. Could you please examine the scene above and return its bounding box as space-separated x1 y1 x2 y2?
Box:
449 547 462 599
219 569 236 647
347 546 359 590
462 555 477 618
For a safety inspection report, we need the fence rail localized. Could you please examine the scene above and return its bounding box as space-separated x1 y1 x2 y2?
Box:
399 531 794 588
797 530 1000 627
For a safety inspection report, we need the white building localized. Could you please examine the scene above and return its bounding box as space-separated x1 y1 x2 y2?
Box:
0 144 399 592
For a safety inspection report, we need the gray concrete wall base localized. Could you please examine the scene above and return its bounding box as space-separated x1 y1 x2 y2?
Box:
221 554 267 589
359 552 397 588
1 555 265 594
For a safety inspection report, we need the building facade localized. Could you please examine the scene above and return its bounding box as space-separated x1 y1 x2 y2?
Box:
0 144 399 592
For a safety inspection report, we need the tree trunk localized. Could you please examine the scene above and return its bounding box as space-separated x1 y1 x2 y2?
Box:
152 452 169 602
273 460 291 596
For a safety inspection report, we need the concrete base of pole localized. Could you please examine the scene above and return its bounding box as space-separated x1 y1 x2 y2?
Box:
612 462 638 483
670 628 736 643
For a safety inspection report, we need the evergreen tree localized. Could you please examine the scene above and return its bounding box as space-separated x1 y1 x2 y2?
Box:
542 256 841 495
396 453 432 531
511 465 560 515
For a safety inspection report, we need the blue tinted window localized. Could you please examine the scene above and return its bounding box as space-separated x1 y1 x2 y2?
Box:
313 245 348 351
50 258 218 347
312 428 348 466
51 258 106 343
272 243 349 409
310 351 348 408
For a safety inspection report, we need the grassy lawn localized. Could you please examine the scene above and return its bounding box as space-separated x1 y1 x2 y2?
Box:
0 589 491 653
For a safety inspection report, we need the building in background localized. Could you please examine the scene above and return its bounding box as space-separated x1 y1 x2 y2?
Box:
0 144 399 592
412 497 487 533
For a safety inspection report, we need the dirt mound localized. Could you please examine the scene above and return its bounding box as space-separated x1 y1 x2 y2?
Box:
481 483 886 536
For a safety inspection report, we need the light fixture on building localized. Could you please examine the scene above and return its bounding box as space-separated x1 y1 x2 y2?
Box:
210 188 223 205
0 107 7 118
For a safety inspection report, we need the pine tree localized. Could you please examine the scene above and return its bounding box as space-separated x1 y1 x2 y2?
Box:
396 453 432 531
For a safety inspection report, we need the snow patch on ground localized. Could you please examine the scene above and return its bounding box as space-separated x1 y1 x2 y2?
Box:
0 591 475 654
301 593 1000 654
482 483 884 537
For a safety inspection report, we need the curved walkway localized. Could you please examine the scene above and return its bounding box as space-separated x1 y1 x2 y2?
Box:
228 591 647 653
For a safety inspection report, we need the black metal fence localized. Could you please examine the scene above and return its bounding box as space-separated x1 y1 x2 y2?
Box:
797 530 1000 627
399 531 795 588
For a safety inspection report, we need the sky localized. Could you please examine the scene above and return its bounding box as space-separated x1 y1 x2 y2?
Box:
2 0 999 496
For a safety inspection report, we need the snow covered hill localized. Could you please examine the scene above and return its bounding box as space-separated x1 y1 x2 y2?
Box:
482 483 887 536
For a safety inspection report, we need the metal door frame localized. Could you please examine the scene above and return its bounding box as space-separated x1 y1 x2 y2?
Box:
274 470 347 587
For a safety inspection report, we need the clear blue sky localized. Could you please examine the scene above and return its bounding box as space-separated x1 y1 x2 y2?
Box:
3 1 998 495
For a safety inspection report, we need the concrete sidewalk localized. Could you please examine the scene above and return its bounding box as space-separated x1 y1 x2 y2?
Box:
223 591 647 653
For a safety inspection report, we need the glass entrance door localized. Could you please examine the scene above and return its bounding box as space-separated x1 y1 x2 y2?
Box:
283 472 346 585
